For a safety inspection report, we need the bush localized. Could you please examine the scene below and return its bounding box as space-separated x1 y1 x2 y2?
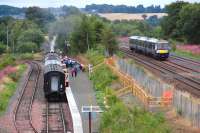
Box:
0 55 15 70
0 43 6 54
0 81 16 115
86 49 105 65
16 42 38 53
0 64 26 115
17 53 34 60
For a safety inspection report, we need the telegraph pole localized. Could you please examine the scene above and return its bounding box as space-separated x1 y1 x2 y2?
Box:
87 32 89 51
6 26 9 51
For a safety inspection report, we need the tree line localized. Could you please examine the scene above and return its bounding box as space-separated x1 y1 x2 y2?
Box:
0 5 25 16
85 4 165 13
50 13 117 55
0 6 56 54
161 1 200 44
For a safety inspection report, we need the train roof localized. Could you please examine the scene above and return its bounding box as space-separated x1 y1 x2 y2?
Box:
129 36 168 44
44 64 64 74
45 52 60 60
45 60 62 66
44 52 62 66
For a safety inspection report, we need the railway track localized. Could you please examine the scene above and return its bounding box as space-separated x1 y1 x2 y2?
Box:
169 56 200 73
120 47 200 97
44 102 67 133
13 62 40 133
171 55 200 66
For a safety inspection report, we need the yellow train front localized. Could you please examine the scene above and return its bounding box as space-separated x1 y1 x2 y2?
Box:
129 36 170 60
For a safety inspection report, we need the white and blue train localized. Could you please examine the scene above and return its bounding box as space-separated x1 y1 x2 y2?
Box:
129 36 170 60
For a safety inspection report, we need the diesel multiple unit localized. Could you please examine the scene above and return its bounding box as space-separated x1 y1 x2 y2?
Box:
43 52 66 100
129 36 170 59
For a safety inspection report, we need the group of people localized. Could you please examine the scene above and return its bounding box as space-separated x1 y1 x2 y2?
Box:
62 57 84 78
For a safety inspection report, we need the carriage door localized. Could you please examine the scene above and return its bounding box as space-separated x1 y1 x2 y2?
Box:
51 76 60 92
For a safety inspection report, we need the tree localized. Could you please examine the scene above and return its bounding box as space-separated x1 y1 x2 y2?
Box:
146 15 160 26
142 14 147 20
25 7 55 29
101 27 118 56
48 15 82 53
17 28 44 48
178 4 200 43
91 17 105 43
16 42 38 53
70 15 95 54
62 6 81 17
161 1 189 38
0 42 6 54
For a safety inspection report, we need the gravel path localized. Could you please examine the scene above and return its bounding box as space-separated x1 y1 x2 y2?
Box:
69 71 100 133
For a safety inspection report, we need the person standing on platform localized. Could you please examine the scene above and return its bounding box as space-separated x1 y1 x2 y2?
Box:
71 68 74 78
74 67 77 78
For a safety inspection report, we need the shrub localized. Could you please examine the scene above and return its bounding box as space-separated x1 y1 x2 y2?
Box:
0 64 26 115
16 42 38 53
0 43 6 54
0 55 15 70
18 53 34 60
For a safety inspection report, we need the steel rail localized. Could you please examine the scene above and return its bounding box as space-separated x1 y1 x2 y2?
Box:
13 62 40 133
120 47 200 97
171 55 200 66
46 102 67 133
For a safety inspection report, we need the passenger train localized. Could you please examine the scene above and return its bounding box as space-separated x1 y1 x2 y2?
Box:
43 52 67 100
129 36 170 60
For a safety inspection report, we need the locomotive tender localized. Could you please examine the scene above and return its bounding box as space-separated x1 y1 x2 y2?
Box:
43 52 66 100
129 36 170 59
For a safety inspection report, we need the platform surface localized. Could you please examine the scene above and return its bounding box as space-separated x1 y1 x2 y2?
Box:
66 86 83 133
69 71 100 133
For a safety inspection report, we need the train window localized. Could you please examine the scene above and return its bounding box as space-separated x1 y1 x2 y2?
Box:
134 39 137 45
155 44 157 50
51 76 59 92
148 43 152 48
157 43 169 49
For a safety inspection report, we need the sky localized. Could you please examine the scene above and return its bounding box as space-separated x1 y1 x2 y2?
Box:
0 0 199 8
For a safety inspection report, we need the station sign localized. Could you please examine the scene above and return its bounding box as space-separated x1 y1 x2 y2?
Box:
82 106 103 113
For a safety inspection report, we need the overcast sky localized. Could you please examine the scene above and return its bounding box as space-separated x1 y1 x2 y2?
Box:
0 0 199 8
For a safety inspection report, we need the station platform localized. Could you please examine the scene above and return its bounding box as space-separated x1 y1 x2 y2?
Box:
68 71 100 133
66 86 83 133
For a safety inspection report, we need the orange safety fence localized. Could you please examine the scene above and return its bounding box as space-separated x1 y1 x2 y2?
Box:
105 57 173 107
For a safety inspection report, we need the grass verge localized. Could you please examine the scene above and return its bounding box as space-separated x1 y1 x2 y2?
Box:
87 50 171 133
174 49 200 61
0 64 27 115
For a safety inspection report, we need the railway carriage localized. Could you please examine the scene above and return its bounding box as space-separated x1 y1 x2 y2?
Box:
129 36 170 60
43 52 66 100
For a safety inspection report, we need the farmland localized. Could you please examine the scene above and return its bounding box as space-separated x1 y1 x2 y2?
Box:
98 13 167 21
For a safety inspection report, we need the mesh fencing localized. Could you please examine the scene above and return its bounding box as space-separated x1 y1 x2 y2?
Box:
117 59 172 97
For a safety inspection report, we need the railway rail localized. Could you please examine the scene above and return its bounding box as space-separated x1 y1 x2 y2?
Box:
119 47 200 97
44 102 67 133
171 55 200 66
169 56 200 73
13 61 40 133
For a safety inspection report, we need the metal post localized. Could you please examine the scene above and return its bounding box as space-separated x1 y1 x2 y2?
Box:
6 26 8 51
89 112 91 133
87 32 89 51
